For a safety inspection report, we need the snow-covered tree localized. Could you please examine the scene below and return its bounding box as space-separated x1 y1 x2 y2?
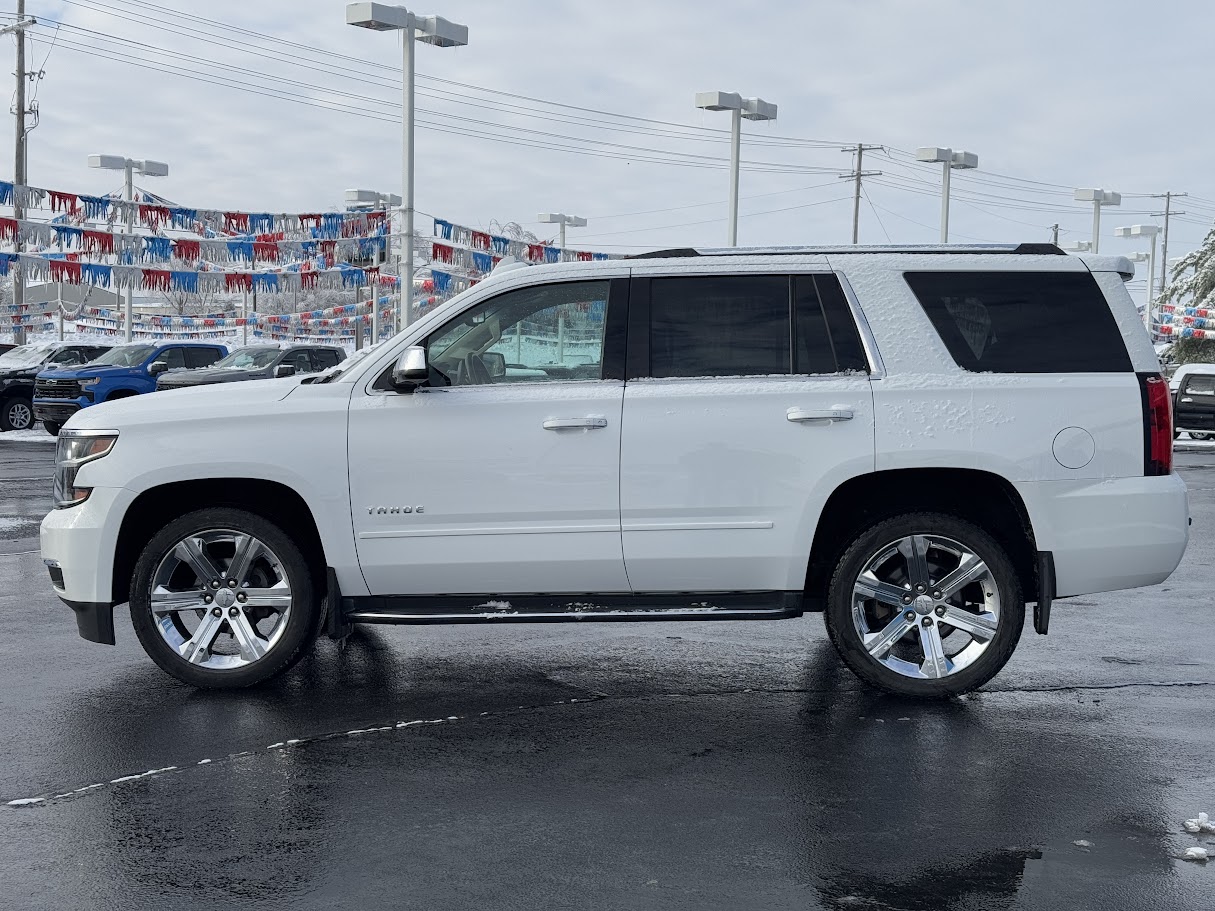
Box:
1159 222 1215 364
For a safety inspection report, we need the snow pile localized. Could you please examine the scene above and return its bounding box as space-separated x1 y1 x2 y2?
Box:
1183 812 1215 834
1183 846 1208 862
0 429 55 443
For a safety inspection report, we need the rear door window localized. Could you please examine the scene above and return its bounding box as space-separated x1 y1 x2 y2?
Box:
1183 375 1215 396
184 348 224 368
904 271 1132 373
158 347 187 370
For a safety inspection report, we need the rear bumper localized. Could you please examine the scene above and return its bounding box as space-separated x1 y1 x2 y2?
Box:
1016 473 1189 597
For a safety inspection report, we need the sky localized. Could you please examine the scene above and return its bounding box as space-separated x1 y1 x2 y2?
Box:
3 0 1214 305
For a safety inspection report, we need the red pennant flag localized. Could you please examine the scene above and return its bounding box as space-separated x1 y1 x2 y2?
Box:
140 204 171 228
301 271 319 290
49 260 82 283
82 231 115 256
173 238 200 260
49 191 79 214
224 212 250 233
470 231 491 251
253 241 279 262
432 242 455 263
225 273 252 293
0 218 18 241
142 269 171 292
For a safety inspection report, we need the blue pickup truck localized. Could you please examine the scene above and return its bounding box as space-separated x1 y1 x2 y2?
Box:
33 341 227 434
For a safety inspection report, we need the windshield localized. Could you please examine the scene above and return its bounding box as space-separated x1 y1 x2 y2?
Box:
0 345 50 367
91 345 156 367
214 347 281 369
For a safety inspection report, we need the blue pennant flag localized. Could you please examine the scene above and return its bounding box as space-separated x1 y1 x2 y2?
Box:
52 225 84 247
170 271 198 293
252 273 279 294
78 195 111 220
81 263 112 287
490 235 511 255
432 269 452 293
249 213 275 233
433 218 453 240
226 239 254 262
471 251 493 273
169 207 197 229
144 236 173 261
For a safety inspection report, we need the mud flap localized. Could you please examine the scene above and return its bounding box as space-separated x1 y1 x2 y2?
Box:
1034 551 1054 635
325 567 352 645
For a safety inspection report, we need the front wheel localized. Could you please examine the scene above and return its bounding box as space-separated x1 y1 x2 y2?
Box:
129 508 322 688
1189 432 1212 441
824 512 1024 698
0 397 34 431
42 421 62 436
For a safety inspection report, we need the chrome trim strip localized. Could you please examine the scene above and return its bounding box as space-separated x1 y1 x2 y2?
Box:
358 524 619 539
621 520 774 532
832 271 886 379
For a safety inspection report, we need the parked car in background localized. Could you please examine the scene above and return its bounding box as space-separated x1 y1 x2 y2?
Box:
1172 364 1215 440
155 344 345 391
40 244 1188 698
0 341 113 432
33 341 227 434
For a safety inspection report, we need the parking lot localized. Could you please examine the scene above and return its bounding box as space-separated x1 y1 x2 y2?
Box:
2 435 1213 910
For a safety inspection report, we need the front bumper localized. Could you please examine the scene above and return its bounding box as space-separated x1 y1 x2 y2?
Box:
40 486 137 644
33 399 83 423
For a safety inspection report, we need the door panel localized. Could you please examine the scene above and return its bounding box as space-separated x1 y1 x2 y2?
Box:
620 376 874 591
348 277 629 596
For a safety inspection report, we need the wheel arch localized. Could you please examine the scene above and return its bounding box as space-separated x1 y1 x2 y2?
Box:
104 387 142 402
804 468 1040 610
112 478 326 605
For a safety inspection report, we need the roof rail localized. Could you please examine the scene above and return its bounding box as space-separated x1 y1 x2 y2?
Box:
626 243 1066 260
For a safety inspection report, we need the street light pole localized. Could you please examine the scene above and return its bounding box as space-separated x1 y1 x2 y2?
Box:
347 3 469 333
916 147 979 242
89 154 168 341
695 92 777 246
538 213 587 252
1115 224 1161 332
1074 188 1121 254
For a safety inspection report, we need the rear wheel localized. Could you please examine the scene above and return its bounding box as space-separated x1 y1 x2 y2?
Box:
824 512 1024 698
1189 432 1211 441
129 508 322 688
42 420 62 436
0 396 33 432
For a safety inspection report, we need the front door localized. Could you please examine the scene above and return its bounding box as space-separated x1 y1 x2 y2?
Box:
620 271 876 594
348 277 631 596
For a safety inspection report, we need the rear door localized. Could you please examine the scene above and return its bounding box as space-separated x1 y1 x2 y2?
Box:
1177 373 1215 430
619 268 876 594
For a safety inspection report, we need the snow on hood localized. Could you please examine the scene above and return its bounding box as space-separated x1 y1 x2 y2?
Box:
66 376 304 431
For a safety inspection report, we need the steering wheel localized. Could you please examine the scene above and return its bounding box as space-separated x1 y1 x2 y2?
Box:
454 353 492 386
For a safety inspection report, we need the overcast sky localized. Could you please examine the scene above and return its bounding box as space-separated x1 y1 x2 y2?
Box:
5 0 1214 299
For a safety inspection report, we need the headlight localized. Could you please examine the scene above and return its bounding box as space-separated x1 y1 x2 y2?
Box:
54 430 118 509
79 377 101 387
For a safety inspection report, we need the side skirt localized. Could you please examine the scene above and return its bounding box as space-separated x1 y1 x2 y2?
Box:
342 591 804 625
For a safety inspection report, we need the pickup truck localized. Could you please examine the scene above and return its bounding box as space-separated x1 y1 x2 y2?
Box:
0 341 113 431
33 341 227 434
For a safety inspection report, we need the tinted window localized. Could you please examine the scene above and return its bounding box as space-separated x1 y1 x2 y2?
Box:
312 349 342 369
48 348 88 366
650 275 789 378
158 348 187 370
904 271 1132 373
1183 375 1215 396
814 275 868 372
285 350 313 373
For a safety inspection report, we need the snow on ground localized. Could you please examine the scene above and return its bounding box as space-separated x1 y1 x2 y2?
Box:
0 517 27 532
0 429 56 443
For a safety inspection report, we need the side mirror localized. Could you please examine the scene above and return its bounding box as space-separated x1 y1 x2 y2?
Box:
391 346 429 390
481 351 506 378
274 363 296 378
148 361 168 376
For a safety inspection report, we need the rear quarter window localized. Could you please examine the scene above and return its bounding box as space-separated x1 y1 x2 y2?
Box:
903 271 1132 373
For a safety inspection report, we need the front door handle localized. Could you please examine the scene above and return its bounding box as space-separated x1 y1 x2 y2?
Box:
787 407 854 424
543 417 609 431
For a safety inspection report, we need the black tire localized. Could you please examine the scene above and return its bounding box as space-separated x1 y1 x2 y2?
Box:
824 512 1024 698
129 507 322 688
0 396 34 432
42 421 62 436
1189 432 1211 441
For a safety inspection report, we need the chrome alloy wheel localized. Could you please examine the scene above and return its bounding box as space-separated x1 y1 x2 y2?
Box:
851 534 1001 680
149 529 293 670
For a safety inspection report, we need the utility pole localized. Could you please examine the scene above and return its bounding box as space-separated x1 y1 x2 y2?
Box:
1050 224 1060 245
6 2 35 345
1151 192 1187 296
841 144 882 244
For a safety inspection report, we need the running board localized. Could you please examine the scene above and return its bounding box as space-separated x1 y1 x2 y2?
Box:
342 591 803 625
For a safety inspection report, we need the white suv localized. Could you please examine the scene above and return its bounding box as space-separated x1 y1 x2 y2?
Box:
40 245 1189 697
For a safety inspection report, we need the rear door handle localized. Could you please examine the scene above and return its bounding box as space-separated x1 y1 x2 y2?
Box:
543 417 609 431
787 407 854 424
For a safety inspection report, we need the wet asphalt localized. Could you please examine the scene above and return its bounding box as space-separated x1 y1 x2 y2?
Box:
1 436 1213 910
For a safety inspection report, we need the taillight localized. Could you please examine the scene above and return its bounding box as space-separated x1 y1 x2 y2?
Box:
1139 373 1173 476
